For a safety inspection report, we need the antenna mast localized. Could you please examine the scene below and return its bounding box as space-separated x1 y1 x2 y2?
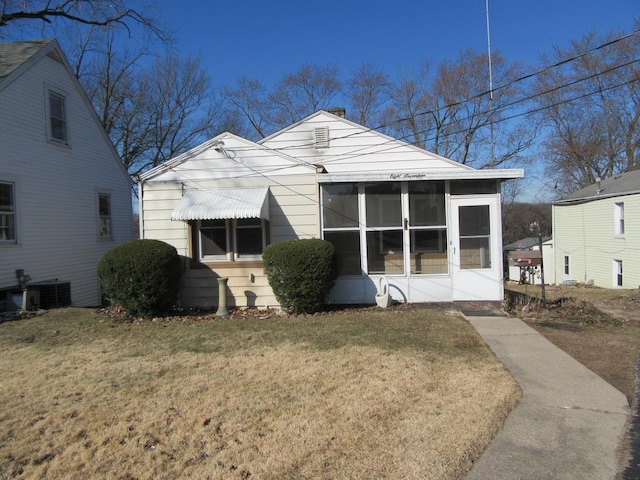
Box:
486 0 495 167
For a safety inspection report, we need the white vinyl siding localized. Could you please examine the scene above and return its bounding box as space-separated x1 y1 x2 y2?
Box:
0 44 132 306
0 181 16 243
47 89 67 143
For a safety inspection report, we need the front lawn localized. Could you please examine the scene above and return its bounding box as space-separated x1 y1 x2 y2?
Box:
0 306 519 480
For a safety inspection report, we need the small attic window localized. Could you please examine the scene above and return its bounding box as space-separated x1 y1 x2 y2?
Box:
313 126 330 149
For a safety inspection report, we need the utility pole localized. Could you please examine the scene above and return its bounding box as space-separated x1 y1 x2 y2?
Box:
486 0 495 167
529 221 546 308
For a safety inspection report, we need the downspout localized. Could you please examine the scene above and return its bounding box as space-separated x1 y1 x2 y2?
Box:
135 174 144 240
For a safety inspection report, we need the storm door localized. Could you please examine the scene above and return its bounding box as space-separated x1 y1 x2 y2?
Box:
450 197 502 301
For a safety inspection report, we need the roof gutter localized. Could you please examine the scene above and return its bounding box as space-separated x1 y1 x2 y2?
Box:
316 168 524 183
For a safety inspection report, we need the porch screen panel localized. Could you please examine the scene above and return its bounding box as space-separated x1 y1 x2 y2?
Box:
409 181 445 226
324 231 361 275
408 182 447 274
459 205 491 269
322 184 361 275
365 183 403 274
410 229 448 274
322 184 358 228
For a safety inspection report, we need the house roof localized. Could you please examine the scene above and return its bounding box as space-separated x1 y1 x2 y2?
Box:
141 110 524 184
0 39 53 83
504 236 551 250
555 169 640 205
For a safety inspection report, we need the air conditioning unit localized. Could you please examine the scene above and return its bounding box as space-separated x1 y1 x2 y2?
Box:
28 280 71 309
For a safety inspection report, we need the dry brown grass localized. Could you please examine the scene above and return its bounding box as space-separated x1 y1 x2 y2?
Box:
0 306 520 480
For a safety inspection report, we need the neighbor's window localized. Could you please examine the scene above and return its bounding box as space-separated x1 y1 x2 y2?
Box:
0 181 16 243
614 202 625 236
564 255 570 276
98 193 112 239
197 219 267 261
48 90 67 143
614 260 623 287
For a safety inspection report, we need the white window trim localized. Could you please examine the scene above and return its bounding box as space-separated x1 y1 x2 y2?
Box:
97 190 113 241
0 178 18 245
614 202 625 237
198 219 267 262
45 84 70 145
613 259 623 288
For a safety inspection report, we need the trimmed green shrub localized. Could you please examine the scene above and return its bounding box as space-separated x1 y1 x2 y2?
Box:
98 239 183 317
263 239 338 314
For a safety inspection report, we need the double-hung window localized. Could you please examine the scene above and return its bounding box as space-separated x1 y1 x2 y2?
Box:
48 90 67 143
98 193 112 239
614 202 625 236
0 181 16 243
197 218 266 261
614 260 623 287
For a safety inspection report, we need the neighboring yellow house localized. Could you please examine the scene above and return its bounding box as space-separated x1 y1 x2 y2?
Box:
138 111 523 309
553 169 640 288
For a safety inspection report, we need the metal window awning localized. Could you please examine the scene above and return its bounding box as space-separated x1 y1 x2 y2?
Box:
171 187 270 221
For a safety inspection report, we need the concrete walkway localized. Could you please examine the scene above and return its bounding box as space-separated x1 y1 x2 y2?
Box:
465 315 630 480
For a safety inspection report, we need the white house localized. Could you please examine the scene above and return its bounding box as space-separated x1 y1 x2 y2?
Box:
138 111 523 308
505 236 553 285
553 169 640 289
0 39 132 308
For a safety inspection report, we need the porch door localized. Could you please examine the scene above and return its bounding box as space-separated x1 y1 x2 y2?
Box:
450 197 502 301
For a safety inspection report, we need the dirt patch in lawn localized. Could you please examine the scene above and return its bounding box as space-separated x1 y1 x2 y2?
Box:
0 305 519 480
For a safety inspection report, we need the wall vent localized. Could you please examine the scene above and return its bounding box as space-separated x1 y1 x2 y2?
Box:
313 126 330 149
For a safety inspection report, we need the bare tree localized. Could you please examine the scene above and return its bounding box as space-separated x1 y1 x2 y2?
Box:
347 62 392 127
532 27 640 195
140 53 218 173
384 50 532 169
0 0 166 39
72 30 217 177
269 64 342 130
222 76 272 140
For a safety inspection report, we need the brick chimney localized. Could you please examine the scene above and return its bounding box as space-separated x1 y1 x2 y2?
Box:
328 107 346 118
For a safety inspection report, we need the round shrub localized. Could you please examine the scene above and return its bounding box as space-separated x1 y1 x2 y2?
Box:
263 239 338 314
98 239 183 317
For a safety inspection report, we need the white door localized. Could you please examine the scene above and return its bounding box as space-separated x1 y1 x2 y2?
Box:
450 197 503 301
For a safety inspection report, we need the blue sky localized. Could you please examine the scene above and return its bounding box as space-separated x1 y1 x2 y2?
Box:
154 0 640 90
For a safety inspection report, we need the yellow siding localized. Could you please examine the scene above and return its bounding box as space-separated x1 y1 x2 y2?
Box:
141 174 319 308
553 194 640 288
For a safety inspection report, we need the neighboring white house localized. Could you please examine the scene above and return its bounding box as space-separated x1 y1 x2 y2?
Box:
553 169 640 288
504 236 553 285
0 39 132 308
138 110 523 308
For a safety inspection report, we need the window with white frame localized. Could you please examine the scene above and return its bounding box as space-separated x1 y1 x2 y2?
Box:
196 218 267 261
614 260 623 287
98 193 112 239
614 202 625 236
0 181 16 243
48 90 67 143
